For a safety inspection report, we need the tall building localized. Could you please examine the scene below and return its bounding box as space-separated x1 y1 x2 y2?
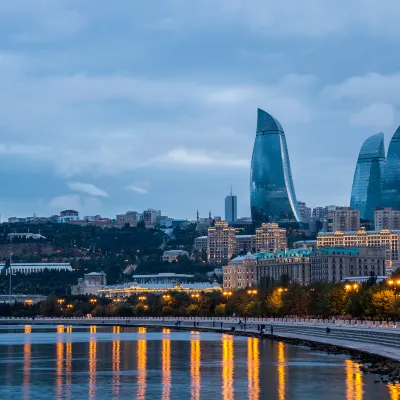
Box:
250 108 302 226
317 228 399 267
143 209 161 227
350 133 385 222
255 223 287 252
207 221 237 265
382 126 400 209
298 201 311 222
331 207 360 232
224 190 237 223
375 208 400 230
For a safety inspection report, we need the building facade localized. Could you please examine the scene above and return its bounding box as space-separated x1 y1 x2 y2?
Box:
382 126 400 209
71 272 107 295
331 207 360 232
194 236 208 252
298 201 311 222
250 108 302 226
236 235 256 254
317 229 399 267
350 133 386 222
7 263 73 275
255 223 287 252
375 208 400 230
162 250 189 262
131 273 194 284
207 222 236 265
311 247 385 283
225 192 237 223
223 253 258 290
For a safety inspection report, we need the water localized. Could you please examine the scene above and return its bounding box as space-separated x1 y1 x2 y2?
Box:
0 324 397 399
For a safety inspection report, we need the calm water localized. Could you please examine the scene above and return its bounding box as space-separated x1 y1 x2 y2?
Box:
0 324 397 399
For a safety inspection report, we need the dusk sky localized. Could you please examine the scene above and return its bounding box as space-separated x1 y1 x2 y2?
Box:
1 1 400 220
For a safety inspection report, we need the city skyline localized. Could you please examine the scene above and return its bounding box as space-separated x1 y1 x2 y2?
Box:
3 2 400 220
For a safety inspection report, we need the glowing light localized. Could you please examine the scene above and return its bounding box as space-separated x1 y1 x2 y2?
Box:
222 334 234 400
88 337 97 399
278 342 286 400
24 325 32 334
23 338 31 400
162 329 171 400
346 359 363 400
113 326 121 334
191 338 201 400
65 341 72 399
387 383 400 400
56 340 64 399
247 338 260 400
57 325 64 334
138 327 147 334
89 325 97 334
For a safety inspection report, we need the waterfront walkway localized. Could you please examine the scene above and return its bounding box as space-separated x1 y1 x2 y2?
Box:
2 316 400 360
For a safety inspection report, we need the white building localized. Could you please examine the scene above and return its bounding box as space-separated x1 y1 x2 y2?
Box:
162 250 189 262
131 273 194 284
71 272 107 295
7 263 73 274
8 233 46 240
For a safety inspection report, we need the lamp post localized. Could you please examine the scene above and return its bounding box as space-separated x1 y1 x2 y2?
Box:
191 293 200 300
222 291 232 303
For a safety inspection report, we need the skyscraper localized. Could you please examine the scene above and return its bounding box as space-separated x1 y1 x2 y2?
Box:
350 133 385 221
382 126 400 209
250 108 302 226
225 189 237 223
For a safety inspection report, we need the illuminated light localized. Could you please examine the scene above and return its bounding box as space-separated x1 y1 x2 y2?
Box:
387 383 400 400
278 288 284 293
89 337 97 400
24 325 32 334
65 341 72 399
24 299 33 306
191 338 201 400
66 326 73 333
222 334 234 400
162 331 171 400
388 280 394 285
57 299 65 304
56 339 64 399
67 304 73 309
89 298 97 304
345 284 352 291
138 327 147 334
113 326 121 334
57 325 64 334
23 337 31 400
397 280 400 286
248 338 260 400
278 342 286 400
112 336 121 397
89 325 97 334
353 284 359 290
137 335 147 398
346 359 363 400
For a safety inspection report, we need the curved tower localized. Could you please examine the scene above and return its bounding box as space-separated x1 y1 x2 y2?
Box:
382 126 400 209
350 133 385 221
250 108 302 226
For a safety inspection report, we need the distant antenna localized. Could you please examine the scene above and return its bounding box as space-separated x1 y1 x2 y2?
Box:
196 210 199 222
209 210 211 219
230 185 233 196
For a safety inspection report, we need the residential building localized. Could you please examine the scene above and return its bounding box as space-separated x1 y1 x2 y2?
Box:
250 108 302 225
312 207 327 220
143 209 161 227
255 223 287 252
350 133 385 222
236 235 256 254
331 207 360 232
298 201 311 222
375 208 400 230
162 250 189 262
6 263 73 275
71 272 107 295
59 210 79 223
207 221 236 265
382 126 400 209
194 236 208 252
99 281 222 297
317 229 400 267
311 247 385 283
225 191 237 223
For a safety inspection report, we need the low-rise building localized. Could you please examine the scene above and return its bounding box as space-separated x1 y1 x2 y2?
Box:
99 281 221 298
0 294 46 305
7 263 73 275
71 272 107 295
131 273 194 285
162 250 189 262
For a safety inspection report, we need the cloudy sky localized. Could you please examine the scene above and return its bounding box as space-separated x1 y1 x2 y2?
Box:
1 1 400 220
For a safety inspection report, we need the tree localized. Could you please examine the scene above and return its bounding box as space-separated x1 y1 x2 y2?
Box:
215 304 226 316
328 286 347 316
266 290 283 316
372 290 395 318
282 285 309 316
40 295 61 316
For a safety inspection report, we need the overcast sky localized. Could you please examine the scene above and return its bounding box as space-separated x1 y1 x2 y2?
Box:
1 1 400 220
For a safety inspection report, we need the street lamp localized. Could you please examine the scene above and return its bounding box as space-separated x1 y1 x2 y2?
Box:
66 304 73 309
89 298 97 304
191 293 200 299
247 289 258 295
162 294 171 301
222 291 232 297
57 299 65 305
138 296 147 301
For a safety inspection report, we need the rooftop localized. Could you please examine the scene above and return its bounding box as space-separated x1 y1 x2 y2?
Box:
132 273 194 278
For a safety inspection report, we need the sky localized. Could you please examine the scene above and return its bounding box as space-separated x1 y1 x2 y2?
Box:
1 0 400 220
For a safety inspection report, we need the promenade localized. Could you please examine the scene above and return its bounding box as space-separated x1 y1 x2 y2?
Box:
1 316 400 361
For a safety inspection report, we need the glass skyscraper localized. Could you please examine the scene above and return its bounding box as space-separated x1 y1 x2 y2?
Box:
250 108 302 226
350 133 385 222
382 126 400 209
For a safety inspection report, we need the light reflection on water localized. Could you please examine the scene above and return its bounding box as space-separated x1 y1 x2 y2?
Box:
0 324 395 399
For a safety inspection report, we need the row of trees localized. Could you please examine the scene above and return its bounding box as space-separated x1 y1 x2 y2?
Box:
2 278 400 320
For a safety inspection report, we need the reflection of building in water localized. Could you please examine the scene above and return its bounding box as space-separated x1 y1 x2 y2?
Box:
89 338 97 400
66 341 72 400
23 331 31 400
346 360 363 400
162 329 171 400
222 334 234 400
247 338 260 400
278 342 286 400
112 334 121 397
137 329 147 399
56 339 64 399
191 334 201 400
